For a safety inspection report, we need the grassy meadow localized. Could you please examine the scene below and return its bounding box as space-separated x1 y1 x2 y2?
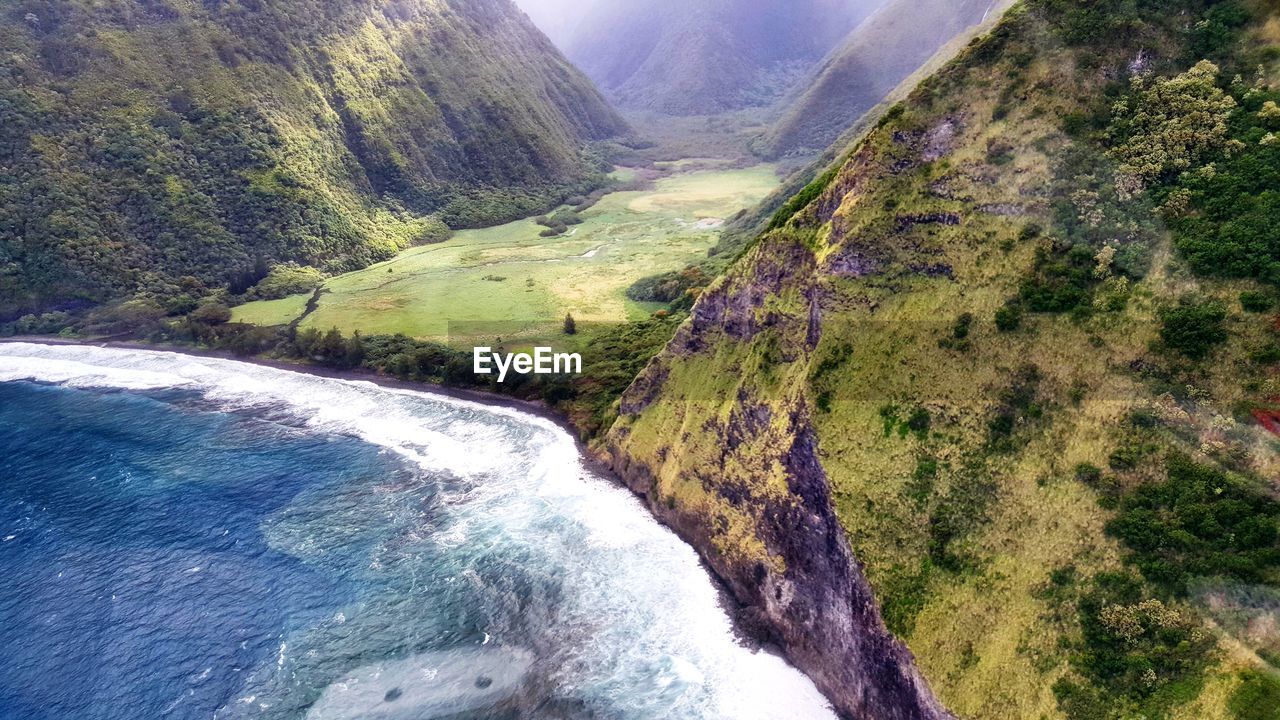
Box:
232 164 780 345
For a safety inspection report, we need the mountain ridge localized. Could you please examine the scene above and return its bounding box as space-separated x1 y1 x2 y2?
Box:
0 0 625 319
759 0 1012 159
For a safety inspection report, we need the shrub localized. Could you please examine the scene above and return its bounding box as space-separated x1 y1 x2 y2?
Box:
1229 670 1280 720
987 364 1043 448
626 266 709 303
1075 463 1103 485
986 139 1015 165
1108 61 1238 195
3 311 72 337
906 407 932 438
1189 1 1251 60
251 264 325 300
768 165 839 230
1055 572 1214 720
907 456 938 507
1038 0 1141 47
1240 291 1273 313
1106 455 1280 594
995 302 1024 331
549 209 583 226
1158 299 1227 360
189 302 232 325
939 313 974 351
1020 244 1097 312
927 463 998 571
880 561 935 636
816 390 833 413
83 298 166 335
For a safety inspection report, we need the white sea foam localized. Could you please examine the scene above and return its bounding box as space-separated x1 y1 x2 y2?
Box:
0 342 837 720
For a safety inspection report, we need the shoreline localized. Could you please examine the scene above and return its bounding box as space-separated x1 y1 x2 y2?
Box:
0 335 580 438
0 335 783 668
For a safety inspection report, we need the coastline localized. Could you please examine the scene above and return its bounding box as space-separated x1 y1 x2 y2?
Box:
0 335 788 683
0 335 579 438
0 338 839 712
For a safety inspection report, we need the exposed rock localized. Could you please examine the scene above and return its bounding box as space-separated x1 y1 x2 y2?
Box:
769 424 953 720
726 395 773 450
688 236 816 341
806 287 824 350
604 407 954 720
921 117 963 162
927 177 967 201
908 263 955 279
975 203 1030 216
825 247 882 278
618 363 669 416
798 143 881 228
895 213 963 232
607 232 953 720
1129 49 1152 75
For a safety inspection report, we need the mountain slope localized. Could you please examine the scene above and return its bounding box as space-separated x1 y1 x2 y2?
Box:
558 0 883 115
0 0 626 319
604 1 1280 718
759 0 1010 159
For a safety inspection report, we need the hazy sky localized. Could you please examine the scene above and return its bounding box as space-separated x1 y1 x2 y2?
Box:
516 0 886 51
513 0 601 46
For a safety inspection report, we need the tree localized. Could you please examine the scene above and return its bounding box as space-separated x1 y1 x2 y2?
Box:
318 328 346 362
1109 61 1241 198
189 302 232 325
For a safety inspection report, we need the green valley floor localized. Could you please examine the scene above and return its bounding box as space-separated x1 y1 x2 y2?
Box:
232 164 779 345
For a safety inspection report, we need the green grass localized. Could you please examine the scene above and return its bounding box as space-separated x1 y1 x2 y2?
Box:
232 164 780 344
229 293 312 327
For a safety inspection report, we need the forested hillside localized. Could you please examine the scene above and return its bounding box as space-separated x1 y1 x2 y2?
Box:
605 0 1280 718
0 0 626 321
557 0 882 115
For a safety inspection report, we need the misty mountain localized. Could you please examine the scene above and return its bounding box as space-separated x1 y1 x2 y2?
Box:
527 0 885 115
760 0 1009 158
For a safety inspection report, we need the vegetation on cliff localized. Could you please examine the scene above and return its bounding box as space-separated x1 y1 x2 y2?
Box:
605 0 1280 718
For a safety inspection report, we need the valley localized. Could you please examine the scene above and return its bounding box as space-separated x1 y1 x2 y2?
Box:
4 1 1280 720
232 163 780 345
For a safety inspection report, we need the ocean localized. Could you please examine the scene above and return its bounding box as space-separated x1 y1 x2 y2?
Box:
0 343 835 720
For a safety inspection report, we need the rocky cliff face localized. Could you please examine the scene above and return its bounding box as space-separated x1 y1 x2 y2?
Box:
598 71 974 716
603 224 954 720
601 3 1280 718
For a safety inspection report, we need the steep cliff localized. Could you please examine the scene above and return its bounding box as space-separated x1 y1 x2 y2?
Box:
606 1 1280 718
0 0 626 318
605 227 955 720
